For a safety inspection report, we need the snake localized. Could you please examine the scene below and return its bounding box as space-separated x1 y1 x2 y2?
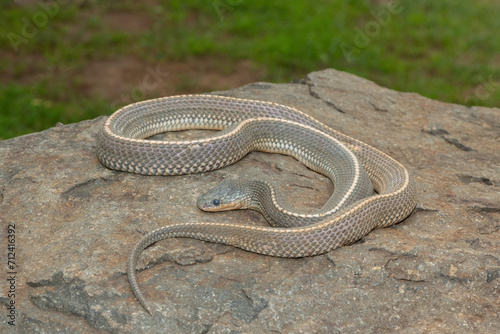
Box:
96 94 417 315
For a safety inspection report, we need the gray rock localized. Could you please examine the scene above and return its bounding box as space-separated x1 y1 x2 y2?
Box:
1 69 499 333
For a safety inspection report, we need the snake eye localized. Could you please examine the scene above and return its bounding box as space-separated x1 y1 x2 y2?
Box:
212 199 220 206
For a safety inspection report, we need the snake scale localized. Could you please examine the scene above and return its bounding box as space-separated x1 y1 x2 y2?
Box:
96 94 417 314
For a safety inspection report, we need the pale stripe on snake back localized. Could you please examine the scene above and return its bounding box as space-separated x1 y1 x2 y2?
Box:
96 94 417 314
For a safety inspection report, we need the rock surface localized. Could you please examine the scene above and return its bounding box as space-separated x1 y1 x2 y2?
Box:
1 68 499 334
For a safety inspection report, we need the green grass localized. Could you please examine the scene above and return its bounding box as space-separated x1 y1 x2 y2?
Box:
1 0 499 139
0 85 112 138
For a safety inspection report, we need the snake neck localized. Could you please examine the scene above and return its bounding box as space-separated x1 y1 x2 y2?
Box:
224 179 266 208
230 180 288 227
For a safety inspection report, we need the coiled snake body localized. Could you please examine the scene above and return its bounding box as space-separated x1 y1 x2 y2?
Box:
96 94 417 314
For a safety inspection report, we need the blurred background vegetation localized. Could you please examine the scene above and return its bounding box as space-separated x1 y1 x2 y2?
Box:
1 0 499 139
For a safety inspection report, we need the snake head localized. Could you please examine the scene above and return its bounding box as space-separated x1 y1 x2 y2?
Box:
197 180 247 212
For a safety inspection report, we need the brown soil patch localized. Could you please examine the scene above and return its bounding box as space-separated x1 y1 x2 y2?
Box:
2 3 267 107
79 56 266 104
103 12 153 34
